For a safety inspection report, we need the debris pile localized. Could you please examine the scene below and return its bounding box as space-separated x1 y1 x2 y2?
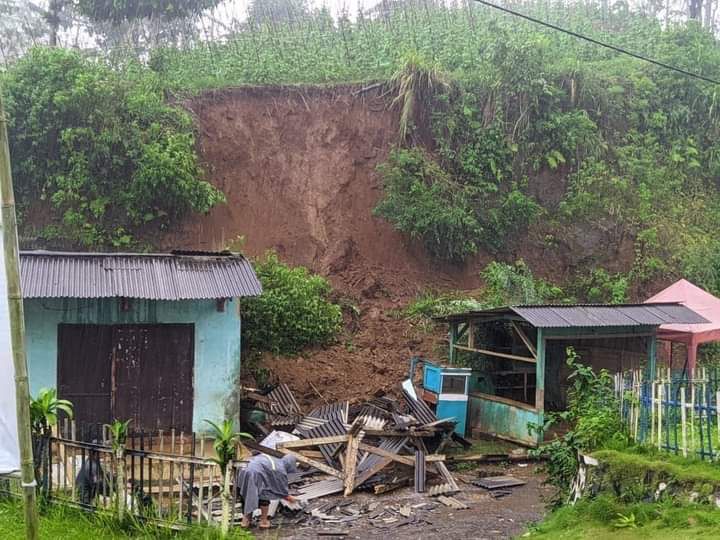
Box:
242 381 465 502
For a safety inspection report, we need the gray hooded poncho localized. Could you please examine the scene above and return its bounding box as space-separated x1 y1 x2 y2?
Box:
235 454 297 515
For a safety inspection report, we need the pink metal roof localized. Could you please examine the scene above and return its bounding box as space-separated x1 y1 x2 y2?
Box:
645 279 720 345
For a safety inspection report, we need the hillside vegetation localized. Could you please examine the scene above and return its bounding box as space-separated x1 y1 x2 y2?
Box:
3 2 720 300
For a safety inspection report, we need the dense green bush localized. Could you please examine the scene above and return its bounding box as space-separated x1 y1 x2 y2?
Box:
374 148 481 262
481 260 566 306
3 47 223 248
240 252 342 355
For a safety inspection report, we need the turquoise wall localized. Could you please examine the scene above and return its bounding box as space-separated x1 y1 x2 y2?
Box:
468 394 539 446
24 297 242 433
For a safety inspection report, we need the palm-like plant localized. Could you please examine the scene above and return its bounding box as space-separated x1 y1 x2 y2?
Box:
30 388 73 496
204 419 253 536
30 388 73 437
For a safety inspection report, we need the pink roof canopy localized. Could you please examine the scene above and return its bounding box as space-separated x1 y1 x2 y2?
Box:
646 279 720 344
645 279 720 370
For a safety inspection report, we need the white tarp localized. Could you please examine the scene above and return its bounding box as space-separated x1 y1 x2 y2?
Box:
0 211 20 474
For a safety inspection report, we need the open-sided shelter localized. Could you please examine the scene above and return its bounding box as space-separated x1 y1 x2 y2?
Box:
20 250 262 434
645 279 720 373
436 303 707 445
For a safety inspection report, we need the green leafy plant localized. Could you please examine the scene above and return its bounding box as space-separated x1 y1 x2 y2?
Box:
30 388 73 437
105 419 132 452
204 419 253 537
240 252 343 355
481 260 566 307
612 512 639 529
529 348 625 505
4 47 224 248
30 388 73 496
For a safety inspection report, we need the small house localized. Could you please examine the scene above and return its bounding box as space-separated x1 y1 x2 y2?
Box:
434 303 707 445
20 250 262 433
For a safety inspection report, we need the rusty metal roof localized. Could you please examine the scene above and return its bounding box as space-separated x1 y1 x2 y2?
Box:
20 250 262 300
437 303 709 328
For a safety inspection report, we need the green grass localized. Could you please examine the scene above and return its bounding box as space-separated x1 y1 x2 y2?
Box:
0 499 252 539
592 447 720 487
524 496 720 539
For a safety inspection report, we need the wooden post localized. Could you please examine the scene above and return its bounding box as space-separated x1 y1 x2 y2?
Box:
0 88 40 540
690 383 696 454
647 335 657 381
534 328 545 445
681 386 688 458
651 382 656 444
449 323 458 364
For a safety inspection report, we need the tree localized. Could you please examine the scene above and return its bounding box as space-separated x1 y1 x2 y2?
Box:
4 47 224 248
247 0 311 26
75 0 222 24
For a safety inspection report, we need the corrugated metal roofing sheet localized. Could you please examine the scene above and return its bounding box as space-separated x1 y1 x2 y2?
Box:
19 250 262 300
437 303 709 328
511 303 708 328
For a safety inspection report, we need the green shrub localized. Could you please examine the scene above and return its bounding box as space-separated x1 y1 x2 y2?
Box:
374 148 482 262
240 252 342 355
3 47 223 248
481 260 566 307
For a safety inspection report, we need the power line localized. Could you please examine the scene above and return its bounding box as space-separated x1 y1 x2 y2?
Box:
471 0 720 85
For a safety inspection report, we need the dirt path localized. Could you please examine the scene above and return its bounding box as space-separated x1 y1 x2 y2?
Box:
256 462 551 540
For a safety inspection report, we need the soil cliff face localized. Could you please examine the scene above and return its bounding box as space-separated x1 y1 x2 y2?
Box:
165 85 483 299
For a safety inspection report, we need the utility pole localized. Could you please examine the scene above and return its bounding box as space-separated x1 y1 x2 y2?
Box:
0 88 40 539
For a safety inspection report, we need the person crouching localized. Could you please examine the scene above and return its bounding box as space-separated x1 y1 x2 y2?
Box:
235 454 298 529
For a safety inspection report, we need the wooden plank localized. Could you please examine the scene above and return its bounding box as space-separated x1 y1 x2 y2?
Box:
343 431 363 496
452 344 536 364
356 443 446 466
511 321 537 358
277 435 349 449
434 462 459 492
277 448 345 480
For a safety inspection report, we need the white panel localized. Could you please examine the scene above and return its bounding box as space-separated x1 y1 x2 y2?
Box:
439 394 469 402
0 207 20 473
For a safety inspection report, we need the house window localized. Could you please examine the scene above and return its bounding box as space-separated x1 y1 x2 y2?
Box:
442 375 467 395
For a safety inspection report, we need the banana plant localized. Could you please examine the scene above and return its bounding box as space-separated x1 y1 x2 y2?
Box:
106 419 132 452
204 419 253 536
29 388 73 496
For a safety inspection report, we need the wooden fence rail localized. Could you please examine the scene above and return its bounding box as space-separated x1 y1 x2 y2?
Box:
7 421 253 529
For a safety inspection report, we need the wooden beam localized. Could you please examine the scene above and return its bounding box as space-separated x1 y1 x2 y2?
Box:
511 321 537 358
452 344 536 364
277 448 345 480
357 444 445 466
277 435 349 449
467 321 475 349
343 432 363 496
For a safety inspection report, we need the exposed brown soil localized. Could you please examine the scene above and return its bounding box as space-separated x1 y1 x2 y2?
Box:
161 85 488 406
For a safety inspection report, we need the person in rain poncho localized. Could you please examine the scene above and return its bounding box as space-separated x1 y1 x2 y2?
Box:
236 454 298 529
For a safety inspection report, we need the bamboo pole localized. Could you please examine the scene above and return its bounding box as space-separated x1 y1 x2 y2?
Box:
0 88 39 540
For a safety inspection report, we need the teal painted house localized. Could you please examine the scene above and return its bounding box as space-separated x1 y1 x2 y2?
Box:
435 303 707 446
20 251 262 433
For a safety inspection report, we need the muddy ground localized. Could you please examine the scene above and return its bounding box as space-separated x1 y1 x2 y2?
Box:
250 462 551 540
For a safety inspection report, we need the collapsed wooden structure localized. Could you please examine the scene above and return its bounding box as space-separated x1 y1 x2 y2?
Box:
243 382 465 502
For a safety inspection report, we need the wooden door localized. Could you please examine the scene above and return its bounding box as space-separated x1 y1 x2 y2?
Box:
57 324 113 428
112 324 194 432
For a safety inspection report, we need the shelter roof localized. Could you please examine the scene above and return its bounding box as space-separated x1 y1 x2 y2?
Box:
645 279 720 345
436 303 707 329
19 250 262 300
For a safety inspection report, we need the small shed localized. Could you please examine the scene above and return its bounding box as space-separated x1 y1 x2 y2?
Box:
645 279 720 373
20 250 262 434
436 303 707 445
